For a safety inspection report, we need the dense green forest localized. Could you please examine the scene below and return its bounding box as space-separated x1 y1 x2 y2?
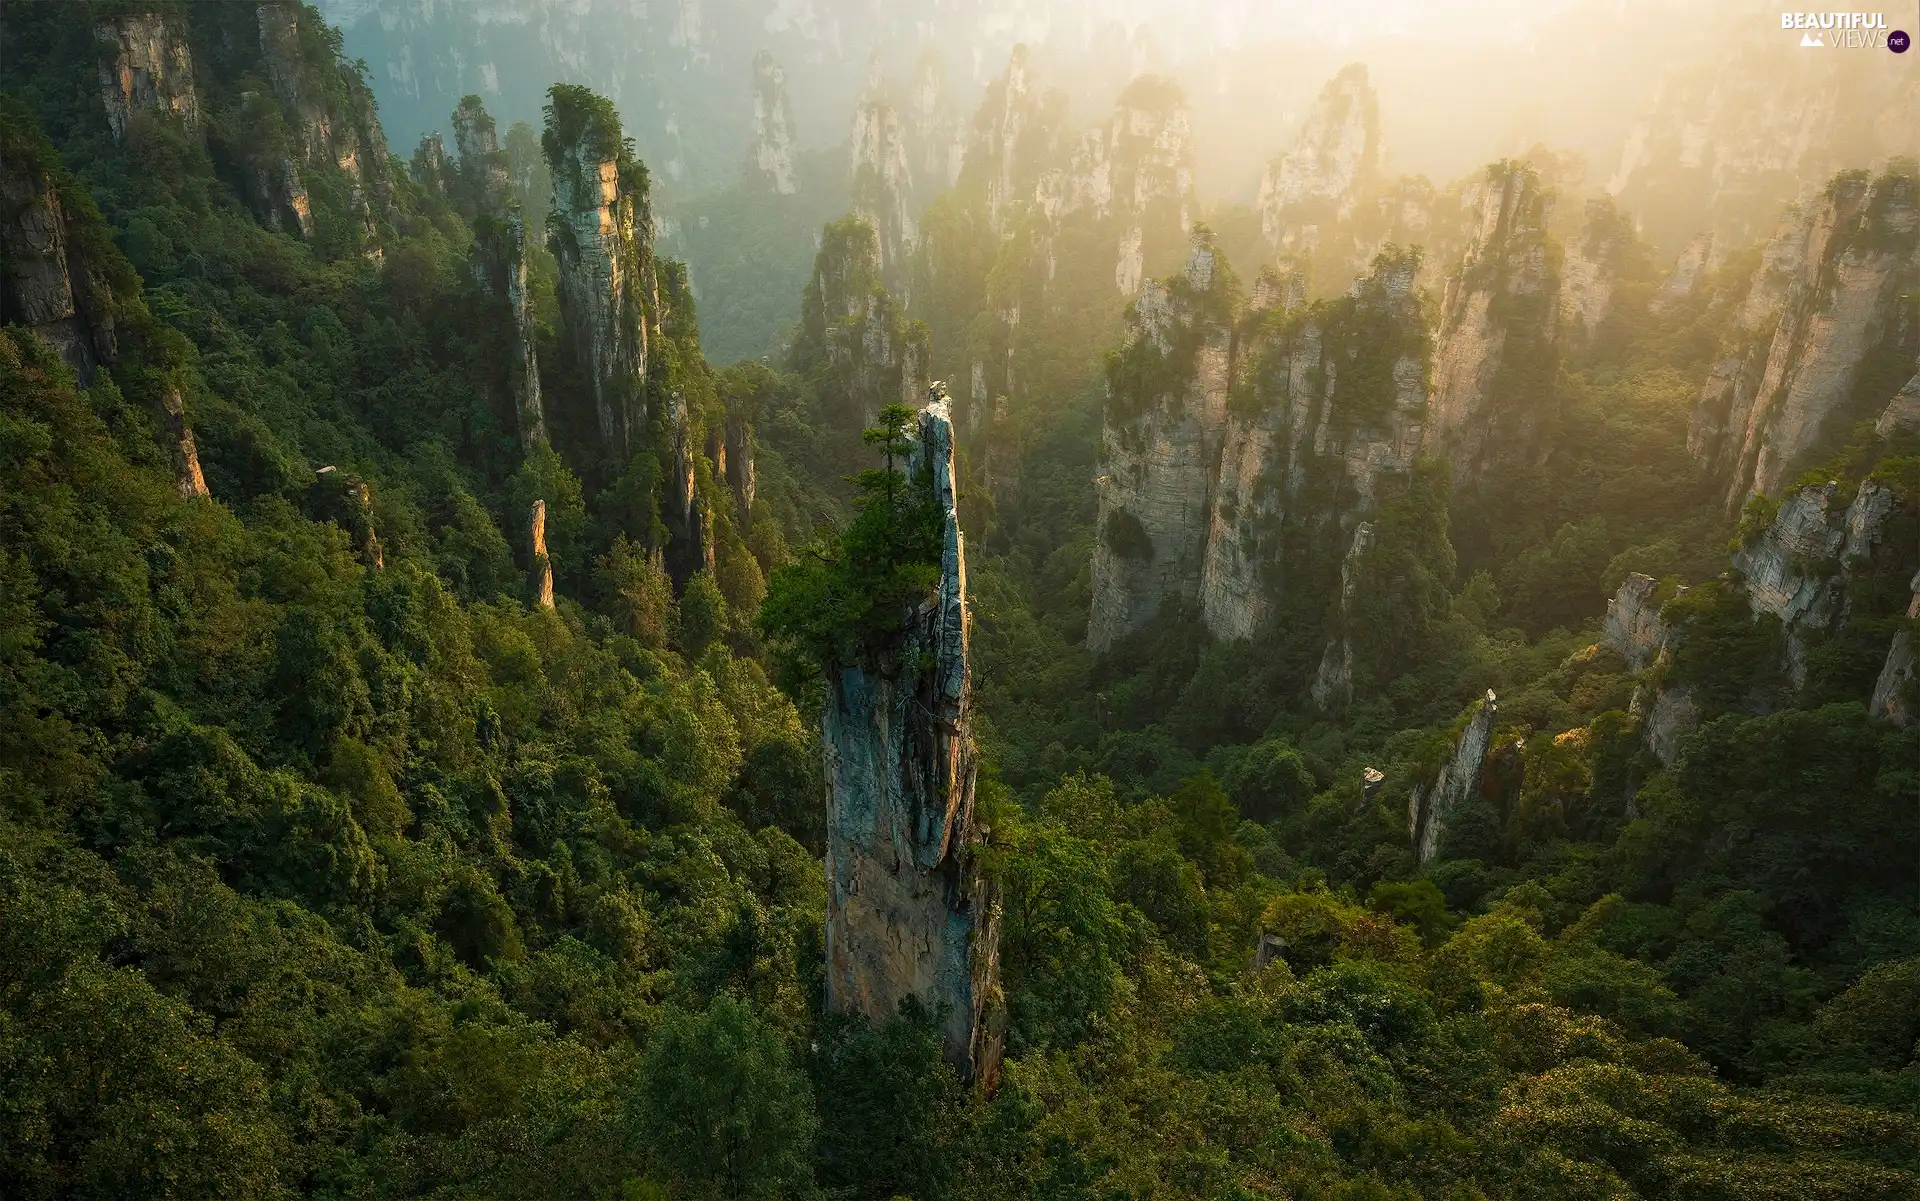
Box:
2 3 1918 1199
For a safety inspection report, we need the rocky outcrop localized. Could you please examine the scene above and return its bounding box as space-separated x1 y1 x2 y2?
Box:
850 89 917 277
1309 522 1374 712
1426 161 1562 484
905 52 960 196
312 467 384 570
1875 371 1920 439
1200 249 1428 644
256 1 392 247
95 13 201 143
794 215 924 434
749 52 797 196
162 388 210 499
823 390 1001 1087
1557 198 1636 348
529 499 555 609
1409 691 1497 863
1601 572 1677 673
1733 478 1909 684
1642 684 1699 768
457 97 545 450
1689 168 1920 511
1651 232 1715 313
1869 573 1920 727
0 127 120 386
545 86 659 461
1089 233 1234 652
1257 64 1380 255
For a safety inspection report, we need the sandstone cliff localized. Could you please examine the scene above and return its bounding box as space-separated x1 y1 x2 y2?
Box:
1870 572 1920 728
1601 572 1677 673
795 215 927 437
1689 168 1920 512
1601 572 1695 765
0 125 122 386
1089 233 1234 652
823 391 1001 1086
1409 691 1498 864
850 88 918 280
456 97 546 451
1257 64 1380 259
255 1 392 248
750 52 798 196
95 12 201 143
544 86 659 462
1425 160 1562 486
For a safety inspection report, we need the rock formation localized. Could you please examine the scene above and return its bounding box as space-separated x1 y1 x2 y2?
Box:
1557 198 1637 348
749 52 798 196
1409 691 1497 863
1426 160 1562 485
1650 232 1716 313
456 97 546 451
529 500 555 609
823 389 1001 1086
312 467 384 570
544 85 660 461
1732 477 1910 685
1870 573 1920 727
1089 233 1234 652
1688 167 1920 511
95 13 201 143
255 1 392 248
850 89 917 277
1601 572 1678 673
162 389 210 499
1309 523 1374 712
905 52 961 196
795 216 926 435
1257 64 1381 257
0 126 120 386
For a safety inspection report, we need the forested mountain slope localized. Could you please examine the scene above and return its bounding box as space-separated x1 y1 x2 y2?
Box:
0 4 1917 1200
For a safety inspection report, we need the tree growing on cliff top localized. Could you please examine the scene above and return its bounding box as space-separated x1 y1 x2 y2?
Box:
758 403 942 685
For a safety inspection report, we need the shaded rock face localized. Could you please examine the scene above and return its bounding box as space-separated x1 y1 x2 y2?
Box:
256 1 392 247
1409 691 1497 864
799 216 925 433
850 91 917 279
1876 371 1920 439
1607 18 1918 251
1643 685 1699 768
1309 522 1374 712
457 97 545 450
1426 161 1562 485
1651 231 1716 313
1870 573 1920 727
1690 168 1920 511
0 135 119 386
824 391 1002 1087
1557 198 1635 348
749 52 797 195
545 91 659 462
1257 63 1380 254
95 13 201 143
1602 572 1676 673
1733 478 1911 685
1089 235 1234 652
1201 250 1428 644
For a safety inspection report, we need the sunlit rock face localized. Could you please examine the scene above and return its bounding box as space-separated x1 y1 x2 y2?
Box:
1089 233 1234 652
256 1 392 247
1651 231 1716 313
1425 161 1562 486
1409 691 1498 864
545 89 659 461
1257 63 1380 255
1689 168 1920 512
823 391 1002 1088
1608 18 1919 252
750 51 798 196
95 13 201 143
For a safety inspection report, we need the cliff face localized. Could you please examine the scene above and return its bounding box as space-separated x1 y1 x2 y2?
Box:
1601 572 1676 673
749 52 798 196
1257 64 1380 256
1557 198 1637 348
796 215 926 435
1689 168 1920 511
545 88 659 462
823 392 1001 1086
1409 691 1498 864
0 131 120 386
1308 522 1374 712
1870 573 1920 727
95 13 201 143
456 97 546 451
1426 161 1562 485
1202 249 1429 645
850 90 917 277
1089 234 1234 652
256 2 392 248
1733 478 1911 685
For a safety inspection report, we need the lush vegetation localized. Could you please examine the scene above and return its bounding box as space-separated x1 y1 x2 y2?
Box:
1 4 1916 1199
